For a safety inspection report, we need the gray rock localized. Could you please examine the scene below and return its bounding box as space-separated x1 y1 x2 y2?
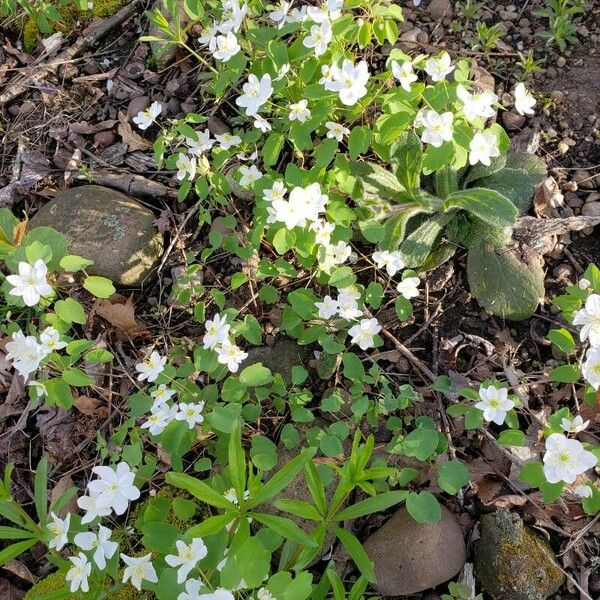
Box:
475 510 565 600
428 0 452 20
364 506 466 596
240 339 310 386
581 202 600 216
30 185 163 286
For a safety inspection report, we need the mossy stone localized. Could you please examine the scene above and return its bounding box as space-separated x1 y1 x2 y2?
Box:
363 505 466 596
475 509 565 600
29 185 163 286
239 339 310 386
25 571 79 600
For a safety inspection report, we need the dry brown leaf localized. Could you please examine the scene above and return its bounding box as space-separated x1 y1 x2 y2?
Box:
3 560 36 584
95 296 144 336
74 395 105 416
0 578 25 600
533 176 564 218
50 474 79 518
12 220 27 246
69 119 118 135
117 112 151 152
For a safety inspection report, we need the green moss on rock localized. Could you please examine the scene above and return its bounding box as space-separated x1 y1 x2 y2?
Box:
25 571 78 600
475 509 565 600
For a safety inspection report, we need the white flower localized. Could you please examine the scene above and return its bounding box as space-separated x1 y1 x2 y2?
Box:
275 63 290 80
325 121 350 142
424 52 454 82
142 402 178 436
307 0 343 23
77 493 112 524
74 525 118 570
579 278 591 290
39 326 67 355
288 99 311 123
215 132 242 150
372 250 405 277
420 109 453 147
269 1 291 27
325 59 370 106
88 462 140 516
179 581 235 600
132 101 162 130
397 276 420 299
316 295 339 319
218 0 247 33
5 330 45 379
456 85 498 122
263 181 287 203
561 415 590 434
337 291 362 320
272 182 328 229
47 512 70 550
198 22 218 49
66 553 91 593
514 82 535 116
176 153 197 181
235 73 273 116
136 350 167 383
330 241 352 264
574 484 593 498
543 433 598 484
223 488 249 505
474 385 515 425
391 60 418 92
165 538 208 584
6 259 52 306
239 164 263 187
469 131 500 166
121 553 158 591
176 402 205 429
217 342 248 373
203 314 231 349
187 130 214 156
254 115 272 132
151 384 176 404
28 380 46 399
288 6 308 22
348 318 381 350
319 64 334 85
573 294 600 346
303 20 332 57
310 219 335 245
257 588 276 600
213 31 240 62
582 346 600 390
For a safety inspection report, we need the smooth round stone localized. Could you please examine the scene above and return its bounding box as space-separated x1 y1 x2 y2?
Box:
364 505 466 596
30 185 163 286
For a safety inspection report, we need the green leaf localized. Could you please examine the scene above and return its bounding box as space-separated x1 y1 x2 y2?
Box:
239 363 273 387
518 461 545 487
273 499 322 521
549 364 580 383
473 153 547 214
0 539 36 567
405 491 441 524
395 297 413 321
62 368 93 387
390 130 423 192
34 455 48 525
348 160 405 208
400 213 453 267
187 513 235 537
438 460 469 495
0 526 35 540
251 512 318 548
403 428 439 461
336 490 407 521
445 188 518 229
23 227 68 270
59 255 94 272
329 266 356 289
342 353 365 381
348 126 372 160
333 526 375 582
497 429 525 447
547 328 576 353
467 244 545 320
83 276 115 298
359 221 385 243
229 423 247 503
250 436 278 471
165 472 235 510
381 204 425 251
262 132 285 168
44 378 74 409
250 447 316 507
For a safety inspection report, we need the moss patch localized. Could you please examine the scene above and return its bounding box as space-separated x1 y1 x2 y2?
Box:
23 0 125 52
24 571 79 600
